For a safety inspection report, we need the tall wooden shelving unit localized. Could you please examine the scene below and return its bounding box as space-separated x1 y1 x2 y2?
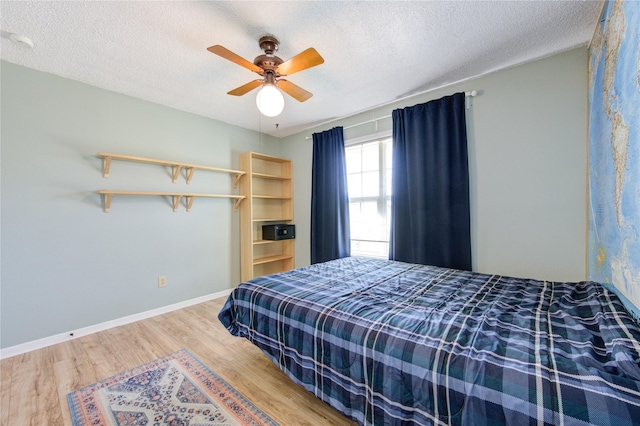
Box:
240 152 294 282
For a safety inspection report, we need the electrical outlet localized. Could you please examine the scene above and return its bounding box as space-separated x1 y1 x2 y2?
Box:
158 276 167 288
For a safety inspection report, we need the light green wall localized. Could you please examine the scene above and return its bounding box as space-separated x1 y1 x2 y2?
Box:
1 48 589 349
282 48 588 282
0 61 280 348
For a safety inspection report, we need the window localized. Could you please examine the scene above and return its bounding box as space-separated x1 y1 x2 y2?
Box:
345 137 392 258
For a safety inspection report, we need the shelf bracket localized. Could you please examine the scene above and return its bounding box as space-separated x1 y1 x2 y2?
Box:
233 198 243 212
185 167 195 184
171 165 182 183
171 195 182 212
233 173 243 188
102 193 112 213
185 196 195 212
102 157 112 178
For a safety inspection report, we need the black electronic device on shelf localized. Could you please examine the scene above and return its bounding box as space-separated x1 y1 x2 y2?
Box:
262 224 295 240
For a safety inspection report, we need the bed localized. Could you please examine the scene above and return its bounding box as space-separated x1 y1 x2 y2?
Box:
218 257 640 425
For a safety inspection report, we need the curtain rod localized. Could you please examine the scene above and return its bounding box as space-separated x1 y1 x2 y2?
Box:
306 90 477 140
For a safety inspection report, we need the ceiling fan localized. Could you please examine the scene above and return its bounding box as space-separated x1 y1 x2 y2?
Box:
207 36 324 117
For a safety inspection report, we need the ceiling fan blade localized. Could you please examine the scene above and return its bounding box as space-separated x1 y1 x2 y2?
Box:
207 45 263 74
278 79 313 102
228 79 264 96
276 48 324 76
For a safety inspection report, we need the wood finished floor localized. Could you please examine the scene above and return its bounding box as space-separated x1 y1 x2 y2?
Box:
0 297 355 426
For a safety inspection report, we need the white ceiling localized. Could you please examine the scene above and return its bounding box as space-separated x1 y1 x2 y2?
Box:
0 1 603 138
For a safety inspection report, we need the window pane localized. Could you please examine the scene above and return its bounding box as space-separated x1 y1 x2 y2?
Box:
345 145 361 173
350 201 388 241
351 240 388 259
361 171 379 197
382 138 393 196
349 202 363 240
350 201 373 240
347 173 361 198
349 202 361 215
385 138 393 166
385 198 391 241
361 142 379 172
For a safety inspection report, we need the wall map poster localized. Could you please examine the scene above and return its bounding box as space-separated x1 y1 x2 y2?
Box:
588 0 640 311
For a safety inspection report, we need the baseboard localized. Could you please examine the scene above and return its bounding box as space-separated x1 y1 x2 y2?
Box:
0 289 233 360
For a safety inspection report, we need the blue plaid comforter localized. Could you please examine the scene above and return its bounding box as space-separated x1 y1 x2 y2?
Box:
218 257 640 425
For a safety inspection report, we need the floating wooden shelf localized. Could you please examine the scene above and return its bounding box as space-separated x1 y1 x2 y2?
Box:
97 190 244 213
97 152 245 186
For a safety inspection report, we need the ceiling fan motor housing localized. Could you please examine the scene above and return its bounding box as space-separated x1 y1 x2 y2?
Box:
253 54 283 73
255 36 283 74
258 36 279 54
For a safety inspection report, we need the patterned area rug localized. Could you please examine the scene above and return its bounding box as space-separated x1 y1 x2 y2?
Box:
67 348 278 426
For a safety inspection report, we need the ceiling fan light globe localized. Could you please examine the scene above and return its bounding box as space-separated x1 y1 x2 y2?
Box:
256 84 284 117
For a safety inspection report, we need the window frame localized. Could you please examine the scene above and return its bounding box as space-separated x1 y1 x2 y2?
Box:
345 130 393 258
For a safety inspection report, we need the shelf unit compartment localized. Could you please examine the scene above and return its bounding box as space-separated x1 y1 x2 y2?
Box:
250 153 291 179
252 197 291 222
253 259 294 278
252 240 294 262
252 218 293 239
252 221 295 242
251 178 289 198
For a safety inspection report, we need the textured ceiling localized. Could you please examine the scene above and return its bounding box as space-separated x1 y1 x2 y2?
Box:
0 1 603 138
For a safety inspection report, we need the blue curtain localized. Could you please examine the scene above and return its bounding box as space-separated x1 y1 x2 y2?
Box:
311 127 351 264
389 93 471 270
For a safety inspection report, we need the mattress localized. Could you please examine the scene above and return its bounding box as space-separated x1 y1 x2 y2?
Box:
219 257 640 425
